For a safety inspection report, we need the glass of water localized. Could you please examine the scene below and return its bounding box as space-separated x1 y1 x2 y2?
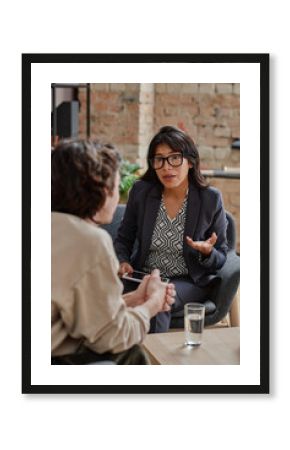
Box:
184 303 205 346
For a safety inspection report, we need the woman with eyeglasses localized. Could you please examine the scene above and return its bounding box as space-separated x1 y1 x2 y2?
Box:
115 126 228 333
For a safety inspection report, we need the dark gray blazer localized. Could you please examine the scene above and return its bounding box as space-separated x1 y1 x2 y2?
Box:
114 180 228 287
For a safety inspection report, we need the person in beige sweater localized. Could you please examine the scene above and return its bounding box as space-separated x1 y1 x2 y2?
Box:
51 139 175 364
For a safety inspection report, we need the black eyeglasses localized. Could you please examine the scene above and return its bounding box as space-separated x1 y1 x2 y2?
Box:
149 153 184 170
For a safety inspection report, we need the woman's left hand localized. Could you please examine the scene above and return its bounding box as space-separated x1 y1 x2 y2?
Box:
186 232 217 256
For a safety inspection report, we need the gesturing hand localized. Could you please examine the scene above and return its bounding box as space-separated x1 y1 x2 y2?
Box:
186 232 217 256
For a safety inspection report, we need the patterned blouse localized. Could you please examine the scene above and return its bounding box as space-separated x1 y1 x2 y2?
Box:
143 194 189 278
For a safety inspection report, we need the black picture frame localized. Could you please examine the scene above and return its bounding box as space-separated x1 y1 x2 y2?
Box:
22 53 269 394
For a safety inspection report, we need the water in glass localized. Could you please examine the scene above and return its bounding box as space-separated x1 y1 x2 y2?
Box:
185 313 204 346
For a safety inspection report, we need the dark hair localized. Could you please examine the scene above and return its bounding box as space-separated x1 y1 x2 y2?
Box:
141 125 207 188
51 139 121 219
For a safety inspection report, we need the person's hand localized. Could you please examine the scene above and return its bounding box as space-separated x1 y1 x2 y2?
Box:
145 269 166 300
163 283 176 312
123 269 176 315
123 273 175 310
144 269 175 316
135 273 176 311
118 261 134 276
186 232 217 256
126 274 151 306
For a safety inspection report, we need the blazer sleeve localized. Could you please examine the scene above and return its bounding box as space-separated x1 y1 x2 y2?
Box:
197 191 228 271
114 182 139 264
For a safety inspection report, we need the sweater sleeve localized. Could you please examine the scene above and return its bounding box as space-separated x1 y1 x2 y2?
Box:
61 236 151 354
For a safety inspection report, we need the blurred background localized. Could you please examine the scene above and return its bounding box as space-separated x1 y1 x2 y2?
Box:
51 82 240 253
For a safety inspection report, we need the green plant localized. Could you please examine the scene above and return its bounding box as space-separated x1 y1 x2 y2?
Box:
119 160 142 201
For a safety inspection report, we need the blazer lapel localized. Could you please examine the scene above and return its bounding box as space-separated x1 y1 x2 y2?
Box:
140 184 162 266
183 183 201 255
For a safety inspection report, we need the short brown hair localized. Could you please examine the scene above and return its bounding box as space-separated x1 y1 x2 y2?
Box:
51 139 121 219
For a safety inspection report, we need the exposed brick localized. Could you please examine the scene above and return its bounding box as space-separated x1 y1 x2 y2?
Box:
216 94 240 108
166 84 183 94
214 126 232 138
155 117 178 127
166 83 199 94
180 84 199 94
156 93 180 106
92 91 120 106
229 151 240 165
198 124 213 137
140 91 154 104
120 93 139 103
91 84 110 92
215 84 233 94
199 83 215 94
216 108 234 119
186 124 198 139
109 83 139 92
209 178 240 252
138 144 150 160
140 103 153 115
229 193 240 207
215 146 231 160
198 145 215 161
155 84 167 93
198 135 231 147
233 83 240 95
164 106 179 116
141 83 154 93
202 160 219 170
121 144 139 158
198 95 219 117
194 115 217 127
231 127 240 138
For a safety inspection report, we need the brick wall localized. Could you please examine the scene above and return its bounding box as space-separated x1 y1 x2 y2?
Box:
79 83 240 252
79 83 140 160
154 83 240 170
209 178 240 253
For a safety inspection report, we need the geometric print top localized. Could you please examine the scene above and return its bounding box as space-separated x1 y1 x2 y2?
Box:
143 194 189 278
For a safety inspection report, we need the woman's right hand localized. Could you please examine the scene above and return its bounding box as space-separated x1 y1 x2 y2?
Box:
118 262 134 276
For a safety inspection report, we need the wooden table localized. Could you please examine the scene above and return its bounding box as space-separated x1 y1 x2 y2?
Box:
143 327 240 365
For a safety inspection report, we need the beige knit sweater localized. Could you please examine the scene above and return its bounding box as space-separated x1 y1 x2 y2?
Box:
51 212 150 356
